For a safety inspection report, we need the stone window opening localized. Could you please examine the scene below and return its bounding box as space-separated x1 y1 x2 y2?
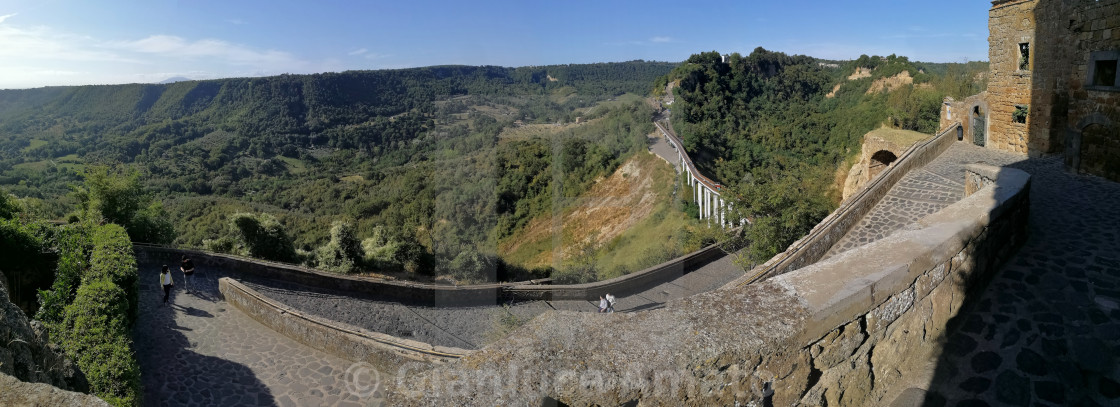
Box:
1018 43 1030 71
1013 105 1029 124
1087 51 1120 91
1093 59 1117 87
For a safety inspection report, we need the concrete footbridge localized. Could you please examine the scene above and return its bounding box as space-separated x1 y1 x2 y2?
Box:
653 120 734 227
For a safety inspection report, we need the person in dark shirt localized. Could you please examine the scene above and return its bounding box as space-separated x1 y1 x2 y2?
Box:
180 255 195 293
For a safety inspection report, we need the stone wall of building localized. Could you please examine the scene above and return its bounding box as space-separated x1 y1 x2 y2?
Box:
1065 0 1120 179
984 0 1120 179
941 93 992 148
987 0 1038 154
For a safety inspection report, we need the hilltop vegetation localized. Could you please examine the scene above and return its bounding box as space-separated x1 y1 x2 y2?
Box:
0 61 677 281
668 48 987 264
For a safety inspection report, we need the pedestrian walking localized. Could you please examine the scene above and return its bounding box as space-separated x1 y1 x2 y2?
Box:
180 255 195 293
160 265 174 305
605 293 616 313
598 295 608 313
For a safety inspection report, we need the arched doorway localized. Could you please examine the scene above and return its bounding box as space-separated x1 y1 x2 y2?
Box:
1080 123 1118 178
869 150 898 179
971 105 986 147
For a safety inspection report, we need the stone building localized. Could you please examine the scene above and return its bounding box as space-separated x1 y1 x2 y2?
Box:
943 0 1120 180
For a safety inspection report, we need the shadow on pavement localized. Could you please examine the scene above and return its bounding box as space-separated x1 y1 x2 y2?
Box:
134 267 277 407
919 156 1120 406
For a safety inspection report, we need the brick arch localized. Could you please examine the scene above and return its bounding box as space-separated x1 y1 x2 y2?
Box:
1075 112 1113 130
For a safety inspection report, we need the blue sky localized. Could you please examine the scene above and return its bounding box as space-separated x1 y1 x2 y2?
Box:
0 0 991 89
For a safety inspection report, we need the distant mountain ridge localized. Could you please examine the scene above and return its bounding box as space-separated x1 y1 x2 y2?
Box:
158 76 192 84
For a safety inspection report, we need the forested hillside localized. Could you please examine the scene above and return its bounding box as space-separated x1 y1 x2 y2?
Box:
0 61 675 282
668 48 987 263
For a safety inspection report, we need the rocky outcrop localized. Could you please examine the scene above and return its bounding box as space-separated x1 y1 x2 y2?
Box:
0 270 92 395
0 372 108 407
866 70 914 94
842 128 930 201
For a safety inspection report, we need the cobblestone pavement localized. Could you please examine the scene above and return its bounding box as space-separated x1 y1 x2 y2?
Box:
824 143 1027 260
920 154 1120 406
132 264 372 407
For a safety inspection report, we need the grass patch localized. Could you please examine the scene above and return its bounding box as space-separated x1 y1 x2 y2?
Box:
277 156 307 174
593 202 692 278
21 139 48 152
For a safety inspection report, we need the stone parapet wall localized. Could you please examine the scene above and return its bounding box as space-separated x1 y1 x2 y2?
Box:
135 247 509 307
136 238 727 306
218 278 467 373
382 162 1032 406
731 123 961 286
506 240 726 301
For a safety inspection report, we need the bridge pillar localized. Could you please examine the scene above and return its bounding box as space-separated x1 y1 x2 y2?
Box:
705 188 712 220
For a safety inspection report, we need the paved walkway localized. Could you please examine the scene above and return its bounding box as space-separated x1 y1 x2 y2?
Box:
132 265 368 407
647 131 682 172
824 143 1027 260
918 154 1120 406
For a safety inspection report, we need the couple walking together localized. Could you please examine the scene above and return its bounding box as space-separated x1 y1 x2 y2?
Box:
598 294 616 313
159 255 196 304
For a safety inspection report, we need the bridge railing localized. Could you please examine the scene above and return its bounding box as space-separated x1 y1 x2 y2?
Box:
654 121 722 192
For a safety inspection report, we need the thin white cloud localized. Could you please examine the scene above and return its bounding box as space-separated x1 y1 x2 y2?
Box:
0 21 138 63
0 13 17 24
606 36 679 47
109 35 301 66
0 18 313 88
348 48 368 56
225 18 247 25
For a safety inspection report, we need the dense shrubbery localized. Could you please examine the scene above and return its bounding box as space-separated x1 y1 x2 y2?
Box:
35 223 91 323
35 222 141 407
205 212 297 262
73 166 174 244
57 277 140 406
313 221 362 273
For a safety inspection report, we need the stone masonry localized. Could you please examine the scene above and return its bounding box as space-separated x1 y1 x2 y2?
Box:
987 0 1039 154
951 0 1120 180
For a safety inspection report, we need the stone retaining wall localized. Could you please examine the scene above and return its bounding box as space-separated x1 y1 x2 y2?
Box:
135 247 508 307
382 162 1031 406
136 238 727 306
731 123 963 286
218 278 468 373
505 240 726 301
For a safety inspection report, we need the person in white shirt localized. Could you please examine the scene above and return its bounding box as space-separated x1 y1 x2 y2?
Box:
598 295 608 313
160 265 174 305
605 294 616 313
